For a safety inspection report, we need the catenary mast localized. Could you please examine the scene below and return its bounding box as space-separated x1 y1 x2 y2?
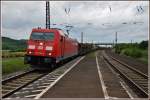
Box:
46 1 50 29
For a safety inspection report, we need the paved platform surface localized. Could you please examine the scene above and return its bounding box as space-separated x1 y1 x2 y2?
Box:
41 51 133 98
42 53 104 98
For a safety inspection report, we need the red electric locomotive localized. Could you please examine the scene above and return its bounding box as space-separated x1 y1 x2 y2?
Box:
25 28 78 68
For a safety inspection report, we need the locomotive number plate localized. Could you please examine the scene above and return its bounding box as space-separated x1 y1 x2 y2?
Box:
38 46 43 50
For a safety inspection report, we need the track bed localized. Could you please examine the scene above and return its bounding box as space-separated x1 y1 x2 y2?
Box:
105 50 148 74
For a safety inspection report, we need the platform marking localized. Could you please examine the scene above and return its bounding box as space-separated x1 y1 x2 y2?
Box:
34 56 85 99
95 53 109 99
41 83 50 85
120 82 134 99
31 89 43 92
24 94 37 98
14 91 29 94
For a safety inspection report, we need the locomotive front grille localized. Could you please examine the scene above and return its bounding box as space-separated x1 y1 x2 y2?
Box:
38 52 43 55
24 55 54 64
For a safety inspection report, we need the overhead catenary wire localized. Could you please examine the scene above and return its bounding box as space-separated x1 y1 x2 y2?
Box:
64 3 72 35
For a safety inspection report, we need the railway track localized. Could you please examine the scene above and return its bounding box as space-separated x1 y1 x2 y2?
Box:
2 69 48 98
3 56 84 98
105 50 148 74
103 51 148 98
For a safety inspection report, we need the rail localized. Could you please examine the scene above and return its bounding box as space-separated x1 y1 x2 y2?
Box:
103 54 148 98
2 69 48 98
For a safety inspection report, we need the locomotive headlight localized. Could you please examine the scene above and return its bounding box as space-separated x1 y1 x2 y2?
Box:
39 42 43 45
46 46 53 50
29 51 32 54
48 53 51 55
28 45 35 49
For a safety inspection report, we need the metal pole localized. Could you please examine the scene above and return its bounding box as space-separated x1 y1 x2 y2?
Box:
46 1 50 29
115 32 118 53
112 40 115 47
131 40 133 45
81 32 83 43
115 32 117 45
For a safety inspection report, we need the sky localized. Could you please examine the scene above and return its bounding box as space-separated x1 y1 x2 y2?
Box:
1 1 149 43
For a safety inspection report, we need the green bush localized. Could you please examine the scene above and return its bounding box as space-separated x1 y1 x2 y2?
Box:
115 41 148 64
121 48 142 58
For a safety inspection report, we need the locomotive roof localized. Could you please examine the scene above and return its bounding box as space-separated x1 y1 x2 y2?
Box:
32 28 62 32
32 28 68 35
32 28 78 42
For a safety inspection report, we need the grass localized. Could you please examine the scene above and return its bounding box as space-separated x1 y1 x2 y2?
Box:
121 48 142 58
88 52 96 57
2 51 25 58
2 57 30 75
120 48 148 64
138 49 148 64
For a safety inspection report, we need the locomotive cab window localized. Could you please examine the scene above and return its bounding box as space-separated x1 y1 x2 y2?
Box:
30 32 54 40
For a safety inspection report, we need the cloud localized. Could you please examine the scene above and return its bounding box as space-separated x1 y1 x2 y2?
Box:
1 1 149 43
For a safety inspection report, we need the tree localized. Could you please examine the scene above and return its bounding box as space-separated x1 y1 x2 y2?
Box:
139 40 148 49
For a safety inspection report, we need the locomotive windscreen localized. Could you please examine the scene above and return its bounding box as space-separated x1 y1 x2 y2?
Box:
30 32 54 40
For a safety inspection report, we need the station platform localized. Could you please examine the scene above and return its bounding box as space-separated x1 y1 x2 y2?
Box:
42 53 104 98
41 51 130 98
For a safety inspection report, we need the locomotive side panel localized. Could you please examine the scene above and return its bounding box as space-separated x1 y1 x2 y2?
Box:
57 30 78 61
